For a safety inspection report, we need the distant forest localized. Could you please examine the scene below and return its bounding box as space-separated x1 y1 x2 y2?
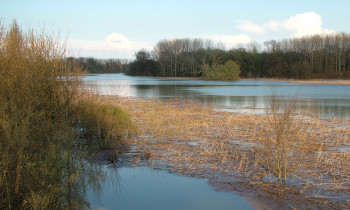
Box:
71 33 350 80
67 57 128 73
127 33 350 79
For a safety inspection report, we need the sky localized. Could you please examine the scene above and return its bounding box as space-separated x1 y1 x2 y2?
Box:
1 0 350 59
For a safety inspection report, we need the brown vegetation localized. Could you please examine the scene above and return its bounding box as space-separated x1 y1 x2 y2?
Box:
289 79 350 85
241 78 350 85
102 96 350 209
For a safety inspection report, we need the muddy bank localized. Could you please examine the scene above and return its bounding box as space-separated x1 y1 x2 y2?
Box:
288 79 350 85
241 78 350 85
98 96 350 209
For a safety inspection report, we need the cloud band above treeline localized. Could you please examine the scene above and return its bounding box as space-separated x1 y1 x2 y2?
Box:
236 12 335 37
68 12 335 59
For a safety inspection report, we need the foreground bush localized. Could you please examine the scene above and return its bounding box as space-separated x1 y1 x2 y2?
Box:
0 21 132 209
0 20 82 209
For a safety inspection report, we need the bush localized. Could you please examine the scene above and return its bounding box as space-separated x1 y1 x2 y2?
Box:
204 60 240 80
255 90 313 188
0 21 102 209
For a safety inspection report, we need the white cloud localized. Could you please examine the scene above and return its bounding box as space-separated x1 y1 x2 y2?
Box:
68 32 254 58
281 12 335 37
105 33 133 50
265 20 280 31
67 33 153 59
201 34 253 49
236 20 265 35
237 12 335 38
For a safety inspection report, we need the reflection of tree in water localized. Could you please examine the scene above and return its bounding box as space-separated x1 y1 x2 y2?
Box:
63 156 103 208
59 149 122 209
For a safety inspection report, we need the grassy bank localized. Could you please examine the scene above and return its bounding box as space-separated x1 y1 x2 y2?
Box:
103 96 350 209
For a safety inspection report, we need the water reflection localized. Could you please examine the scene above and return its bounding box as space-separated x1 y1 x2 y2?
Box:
57 154 107 209
83 74 350 118
86 166 254 210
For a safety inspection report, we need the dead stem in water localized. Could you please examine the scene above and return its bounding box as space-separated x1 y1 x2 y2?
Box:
101 96 349 209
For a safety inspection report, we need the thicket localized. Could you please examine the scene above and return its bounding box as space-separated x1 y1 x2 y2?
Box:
0 21 132 209
127 34 350 79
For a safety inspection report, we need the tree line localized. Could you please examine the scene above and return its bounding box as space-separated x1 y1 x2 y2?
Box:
67 57 128 73
127 33 350 79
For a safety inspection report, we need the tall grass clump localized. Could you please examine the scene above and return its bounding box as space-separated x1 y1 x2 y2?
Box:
254 90 313 188
0 20 128 209
76 97 134 149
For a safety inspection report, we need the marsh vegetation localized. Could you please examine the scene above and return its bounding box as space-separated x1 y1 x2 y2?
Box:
105 96 350 209
82 73 349 208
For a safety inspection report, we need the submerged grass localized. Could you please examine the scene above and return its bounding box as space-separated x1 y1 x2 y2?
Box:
105 96 350 209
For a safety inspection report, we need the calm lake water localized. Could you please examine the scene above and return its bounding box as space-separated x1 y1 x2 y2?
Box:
83 73 349 209
87 166 253 210
83 73 350 118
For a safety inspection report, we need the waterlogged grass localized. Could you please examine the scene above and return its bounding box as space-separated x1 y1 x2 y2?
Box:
76 96 134 149
105 97 350 209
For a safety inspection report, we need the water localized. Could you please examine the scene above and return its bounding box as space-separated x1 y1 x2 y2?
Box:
83 73 350 118
83 73 350 209
87 166 253 210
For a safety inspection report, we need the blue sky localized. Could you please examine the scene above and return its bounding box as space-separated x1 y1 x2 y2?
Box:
1 0 350 59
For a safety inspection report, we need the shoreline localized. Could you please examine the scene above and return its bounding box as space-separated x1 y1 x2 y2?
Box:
87 73 350 85
126 74 350 85
97 96 350 209
242 78 350 85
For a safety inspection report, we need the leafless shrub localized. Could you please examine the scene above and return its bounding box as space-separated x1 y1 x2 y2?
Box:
253 90 312 187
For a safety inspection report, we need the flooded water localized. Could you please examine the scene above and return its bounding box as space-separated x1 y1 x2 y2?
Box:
83 74 350 209
83 73 350 118
87 166 253 210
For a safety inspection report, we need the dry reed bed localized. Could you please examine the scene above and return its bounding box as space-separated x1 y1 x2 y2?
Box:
289 80 350 85
104 96 349 208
